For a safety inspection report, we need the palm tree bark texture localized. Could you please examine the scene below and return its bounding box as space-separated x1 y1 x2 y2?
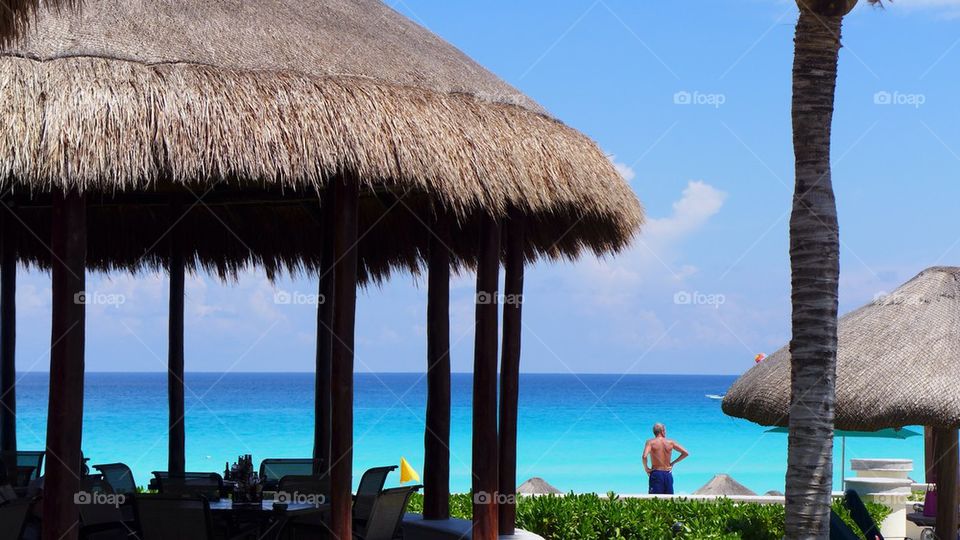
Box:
787 1 857 537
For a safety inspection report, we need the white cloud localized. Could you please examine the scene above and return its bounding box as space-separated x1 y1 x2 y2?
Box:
645 181 726 243
612 159 636 183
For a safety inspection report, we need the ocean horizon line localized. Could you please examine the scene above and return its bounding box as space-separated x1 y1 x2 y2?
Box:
13 370 741 377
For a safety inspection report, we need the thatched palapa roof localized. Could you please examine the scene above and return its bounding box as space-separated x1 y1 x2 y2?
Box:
0 0 75 46
723 266 960 431
516 477 562 495
692 474 756 496
0 0 643 280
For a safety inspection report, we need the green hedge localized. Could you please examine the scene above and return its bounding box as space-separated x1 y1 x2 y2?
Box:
407 493 890 540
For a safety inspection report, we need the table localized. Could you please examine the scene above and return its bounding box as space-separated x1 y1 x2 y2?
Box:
208 500 329 540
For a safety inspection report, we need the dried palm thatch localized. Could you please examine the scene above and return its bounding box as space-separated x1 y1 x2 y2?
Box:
516 477 561 495
0 0 76 46
723 266 960 431
692 474 756 496
0 0 643 279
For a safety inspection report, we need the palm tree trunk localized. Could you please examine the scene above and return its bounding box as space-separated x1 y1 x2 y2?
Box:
787 7 845 539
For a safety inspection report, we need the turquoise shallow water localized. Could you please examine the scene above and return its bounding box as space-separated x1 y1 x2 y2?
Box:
13 372 924 494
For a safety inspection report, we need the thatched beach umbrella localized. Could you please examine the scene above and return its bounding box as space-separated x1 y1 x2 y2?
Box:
693 474 757 497
723 266 960 536
517 477 562 495
0 1 642 539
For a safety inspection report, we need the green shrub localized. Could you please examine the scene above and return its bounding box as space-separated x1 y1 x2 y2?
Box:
408 493 890 540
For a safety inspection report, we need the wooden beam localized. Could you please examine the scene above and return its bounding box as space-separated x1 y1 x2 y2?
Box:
934 427 959 540
314 187 334 476
43 189 86 540
472 213 500 540
925 427 936 483
498 212 525 535
0 210 16 482
330 177 359 540
423 222 451 520
167 217 186 475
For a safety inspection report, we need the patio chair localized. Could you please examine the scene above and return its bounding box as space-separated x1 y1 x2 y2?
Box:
352 465 397 525
133 495 215 540
259 458 319 491
93 463 137 495
277 474 330 538
843 489 884 540
0 498 31 540
150 471 224 501
78 476 133 540
15 451 43 485
353 485 420 540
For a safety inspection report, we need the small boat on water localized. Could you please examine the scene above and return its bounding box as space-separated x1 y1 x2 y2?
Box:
705 394 725 400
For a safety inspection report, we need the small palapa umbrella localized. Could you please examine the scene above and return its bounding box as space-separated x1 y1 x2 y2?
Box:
765 427 922 481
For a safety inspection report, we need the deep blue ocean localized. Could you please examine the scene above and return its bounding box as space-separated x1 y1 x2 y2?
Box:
12 372 924 494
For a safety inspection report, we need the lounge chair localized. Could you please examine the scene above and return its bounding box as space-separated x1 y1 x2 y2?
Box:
15 451 43 486
150 471 224 501
0 498 31 540
843 489 884 540
93 463 137 496
134 495 216 540
830 510 862 540
259 458 319 491
353 466 398 526
353 485 421 540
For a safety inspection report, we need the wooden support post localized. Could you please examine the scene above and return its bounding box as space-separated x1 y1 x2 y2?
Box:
472 213 501 540
498 212 525 535
43 190 86 540
314 186 335 476
167 222 186 475
423 222 451 520
0 210 16 483
934 427 959 540
925 427 936 483
330 177 359 540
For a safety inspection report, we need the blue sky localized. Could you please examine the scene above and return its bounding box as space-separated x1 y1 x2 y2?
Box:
13 0 960 374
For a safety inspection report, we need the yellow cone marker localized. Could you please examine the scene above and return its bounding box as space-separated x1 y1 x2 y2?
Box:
400 457 420 483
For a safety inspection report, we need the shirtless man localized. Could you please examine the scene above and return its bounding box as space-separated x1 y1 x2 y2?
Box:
642 423 689 495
